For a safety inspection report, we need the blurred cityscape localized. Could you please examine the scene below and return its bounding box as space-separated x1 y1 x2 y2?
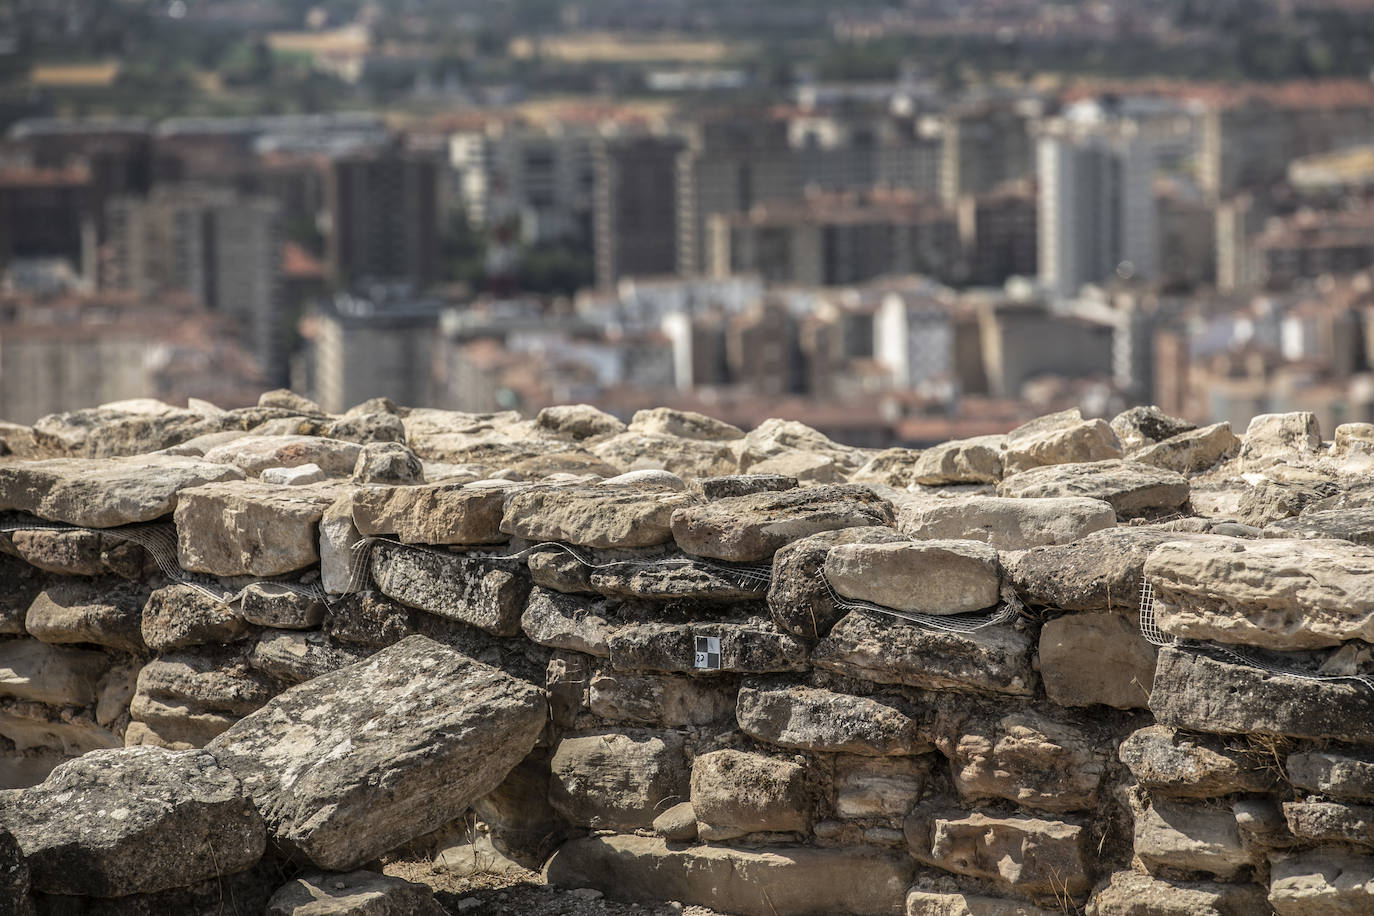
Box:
6 0 1374 444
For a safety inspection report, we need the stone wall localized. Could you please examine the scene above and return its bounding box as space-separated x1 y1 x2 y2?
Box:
1 395 1373 914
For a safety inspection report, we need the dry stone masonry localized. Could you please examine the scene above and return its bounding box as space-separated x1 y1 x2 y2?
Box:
1 397 1373 914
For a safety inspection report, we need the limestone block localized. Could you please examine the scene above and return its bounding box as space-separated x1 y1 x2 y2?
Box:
371 541 531 637
175 480 337 576
691 749 810 841
1134 798 1256 879
608 620 809 675
548 729 688 831
897 495 1116 551
946 710 1106 813
736 683 931 756
628 407 744 441
1240 411 1322 468
738 418 869 475
0 699 121 756
202 434 361 477
589 432 739 479
653 802 698 842
1110 406 1197 454
1283 800 1374 847
4 528 146 577
696 473 798 500
1269 848 1374 915
1119 726 1277 798
588 557 767 601
1087 870 1271 916
323 410 406 445
997 460 1189 519
1039 613 1156 709
319 492 363 595
349 442 424 484
1264 508 1374 546
520 587 614 657
141 583 248 652
500 484 695 548
835 756 930 819
1288 750 1374 800
265 871 443 916
259 463 326 485
825 539 1000 615
535 404 627 440
239 583 325 630
910 435 1005 485
588 673 734 726
0 639 108 707
768 527 908 639
1134 423 1240 474
249 631 367 685
906 889 1055 915
24 579 147 653
851 448 925 487
1003 409 1122 475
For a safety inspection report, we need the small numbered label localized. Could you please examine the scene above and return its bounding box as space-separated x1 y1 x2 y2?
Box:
694 635 721 670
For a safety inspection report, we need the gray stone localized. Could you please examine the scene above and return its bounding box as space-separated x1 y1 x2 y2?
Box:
1003 410 1122 475
207 636 546 871
736 684 931 756
129 651 277 747
535 404 627 440
608 620 809 675
352 483 510 547
23 580 147 653
945 710 1105 813
896 495 1116 551
768 526 909 639
1264 508 1374 545
1269 848 1374 915
2 527 146 578
589 558 767 601
1237 478 1339 528
31 403 242 458
907 890 1054 915
0 746 264 897
997 460 1189 519
319 493 364 595
249 631 368 685
1119 726 1277 798
175 481 337 576
825 539 1001 615
589 432 738 479
836 756 930 820
350 441 424 484
0 640 108 707
628 407 744 441
548 729 688 831
1039 613 1157 710
1151 646 1374 742
1283 800 1374 847
696 474 798 500
239 583 326 629
259 463 327 485
1110 406 1198 453
1134 798 1255 879
814 610 1037 697
202 435 361 477
653 802 698 842
1146 538 1374 650
910 435 1005 485
1087 870 1271 916
141 584 248 652
544 836 912 916
739 418 868 475
748 449 843 483
520 587 614 657
691 749 810 841
259 389 323 413
588 673 735 726
371 541 531 637
1134 423 1240 474
324 410 407 444
0 826 31 915
265 870 444 916
850 449 925 487
501 485 695 549
1287 750 1374 800
671 484 895 563
0 456 244 527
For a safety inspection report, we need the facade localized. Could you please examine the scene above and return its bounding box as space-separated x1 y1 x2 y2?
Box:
592 134 683 289
939 103 1034 207
0 166 96 279
874 286 957 398
310 292 442 414
326 146 443 291
957 187 1038 287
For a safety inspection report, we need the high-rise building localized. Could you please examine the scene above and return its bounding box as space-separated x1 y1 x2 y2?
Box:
309 291 442 414
1038 125 1157 297
0 166 96 279
592 134 683 288
326 145 443 291
940 103 1035 207
957 186 1038 287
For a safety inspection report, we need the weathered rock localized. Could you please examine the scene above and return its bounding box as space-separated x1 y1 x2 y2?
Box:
175 481 337 576
260 463 327 485
696 473 798 500
1039 613 1157 709
653 802 699 842
521 587 614 656
589 672 734 726
1264 508 1374 546
2 527 145 578
740 418 868 474
589 432 738 479
23 580 147 653
249 631 367 685
1003 410 1122 475
672 484 895 563
1287 750 1374 800
588 557 767 601
906 889 1054 915
1134 423 1240 474
1236 478 1339 528
350 441 424 484
1119 726 1277 798
910 435 1005 485
897 495 1116 551
535 404 627 441
1146 538 1374 650
239 583 325 630
945 710 1105 813
748 449 843 483
602 468 687 490
501 485 695 549
691 749 810 841
545 836 912 916
203 435 361 477
0 557 42 635
319 492 363 595
258 389 323 413
32 404 242 458
547 729 688 830
905 806 1091 901
1135 797 1255 879
1150 646 1374 742
206 636 545 871
768 526 909 639
265 870 444 916
608 620 809 675
0 746 264 897
0 640 107 707
130 650 276 739
815 610 1037 697
0 826 31 915
323 591 421 650
370 541 531 637
0 456 244 528
736 684 931 756
324 410 407 445
351 482 507 546
825 539 1001 615
1087 870 1271 916
0 697 121 757
1240 411 1322 468
836 756 930 820
1110 406 1198 453
629 407 744 441
850 448 925 487
141 584 248 652
997 460 1189 519
1268 848 1374 915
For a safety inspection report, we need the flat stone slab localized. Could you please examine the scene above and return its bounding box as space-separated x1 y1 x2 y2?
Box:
501 484 696 548
202 435 362 477
520 587 614 657
1269 848 1374 915
1134 797 1256 879
24 580 147 653
814 610 1036 697
544 836 912 916
370 541 531 637
1088 871 1269 916
825 539 1001 615
351 483 508 545
0 456 244 528
1119 725 1277 798
205 635 546 871
671 484 896 563
897 495 1115 552
1146 538 1374 650
996 460 1189 519
1287 750 1374 799
265 870 444 916
1150 646 1374 742
0 746 264 897
1264 508 1374 546
736 684 931 756
691 748 809 841
548 729 688 831
175 480 337 577
608 621 809 675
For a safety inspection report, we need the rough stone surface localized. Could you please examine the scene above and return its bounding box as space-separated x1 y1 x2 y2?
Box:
1263 507 1374 546
206 636 546 871
1003 410 1122 475
906 890 1054 915
628 407 744 441
0 639 108 707
588 673 735 726
265 870 444 916
1111 406 1198 453
696 473 798 500
691 749 810 840
0 456 243 527
1269 848 1374 915
1146 537 1374 650
249 631 367 685
653 802 698 842
23 580 146 653
259 463 327 486
545 836 912 916
836 756 929 820
520 587 614 657
607 620 809 675
736 683 931 756
1287 750 1374 799
203 435 361 477
1150 646 1374 742
1087 871 1271 916
2 527 146 578
589 432 738 479
501 485 694 548
141 584 248 652
319 492 363 595
825 539 1001 615
536 404 627 440
896 495 1116 551
353 484 511 547
909 435 1005 485
671 484 895 563
1119 726 1277 798
768 526 908 639
1135 797 1256 879
0 746 265 897
175 480 337 576
815 610 1037 696
370 541 532 637
350 441 424 484
239 583 325 630
1283 800 1374 847
997 460 1189 519
945 710 1105 813
1039 613 1157 709
1239 411 1322 468
850 448 925 487
548 729 688 830
1134 423 1240 474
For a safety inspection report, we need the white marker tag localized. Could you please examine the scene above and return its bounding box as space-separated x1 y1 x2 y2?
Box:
694 635 721 670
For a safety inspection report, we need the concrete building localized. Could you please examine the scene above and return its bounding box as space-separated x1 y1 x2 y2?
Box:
1038 125 1158 297
309 291 443 414
592 134 684 288
1157 188 1217 291
1253 207 1374 289
874 284 957 399
939 103 1034 207
0 166 96 280
973 296 1115 399
326 145 443 291
957 186 1038 287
